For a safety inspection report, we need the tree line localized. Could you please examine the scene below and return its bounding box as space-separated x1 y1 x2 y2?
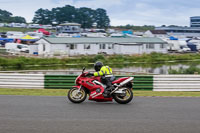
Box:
0 5 110 28
32 5 110 28
113 24 155 31
0 9 26 23
0 6 158 30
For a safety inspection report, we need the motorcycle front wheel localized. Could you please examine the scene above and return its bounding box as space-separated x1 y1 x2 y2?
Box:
113 88 133 104
68 87 87 103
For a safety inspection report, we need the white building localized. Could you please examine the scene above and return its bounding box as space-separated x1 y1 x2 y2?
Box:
56 23 81 34
190 16 200 27
35 37 167 56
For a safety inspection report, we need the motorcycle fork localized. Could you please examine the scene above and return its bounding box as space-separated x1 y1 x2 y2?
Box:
77 85 82 93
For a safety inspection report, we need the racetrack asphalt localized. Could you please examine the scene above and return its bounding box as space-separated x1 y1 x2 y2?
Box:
0 95 200 133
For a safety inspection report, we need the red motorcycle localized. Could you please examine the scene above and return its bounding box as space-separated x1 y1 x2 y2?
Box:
68 68 134 104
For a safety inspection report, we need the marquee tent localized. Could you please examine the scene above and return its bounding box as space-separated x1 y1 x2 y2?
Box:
20 35 38 41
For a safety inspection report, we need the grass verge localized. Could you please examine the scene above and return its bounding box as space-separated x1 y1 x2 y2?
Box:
0 88 200 97
0 27 54 32
1 53 200 71
133 91 200 97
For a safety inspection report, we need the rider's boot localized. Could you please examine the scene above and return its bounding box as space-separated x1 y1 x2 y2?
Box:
103 86 115 98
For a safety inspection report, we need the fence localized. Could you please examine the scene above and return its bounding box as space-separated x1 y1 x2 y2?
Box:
44 75 153 90
0 73 200 91
0 73 44 89
153 75 200 91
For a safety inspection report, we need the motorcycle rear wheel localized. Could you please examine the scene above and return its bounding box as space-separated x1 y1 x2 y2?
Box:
68 87 87 103
113 88 133 104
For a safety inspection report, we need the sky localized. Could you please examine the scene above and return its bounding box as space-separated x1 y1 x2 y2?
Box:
0 0 200 26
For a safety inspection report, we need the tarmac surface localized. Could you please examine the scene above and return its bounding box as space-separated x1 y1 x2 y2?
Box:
0 95 200 133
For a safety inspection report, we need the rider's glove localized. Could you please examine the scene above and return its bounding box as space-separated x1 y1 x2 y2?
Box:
86 72 94 76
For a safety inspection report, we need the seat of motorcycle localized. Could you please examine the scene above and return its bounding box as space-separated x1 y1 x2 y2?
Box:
112 77 129 84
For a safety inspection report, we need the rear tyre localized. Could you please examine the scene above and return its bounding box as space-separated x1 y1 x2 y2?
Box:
113 88 133 104
68 87 87 103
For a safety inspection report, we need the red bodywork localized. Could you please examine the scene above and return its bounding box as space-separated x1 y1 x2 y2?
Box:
74 72 131 102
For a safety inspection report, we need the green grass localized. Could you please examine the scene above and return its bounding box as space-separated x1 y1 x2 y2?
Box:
1 53 200 72
0 27 36 32
168 66 200 74
134 91 200 97
0 88 200 97
0 88 68 96
0 27 55 33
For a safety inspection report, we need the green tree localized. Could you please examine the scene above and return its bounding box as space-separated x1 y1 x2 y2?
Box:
53 5 76 24
32 8 52 24
0 9 12 17
95 8 110 28
0 9 12 22
32 5 110 28
113 25 155 31
76 7 96 28
0 9 26 23
10 16 26 23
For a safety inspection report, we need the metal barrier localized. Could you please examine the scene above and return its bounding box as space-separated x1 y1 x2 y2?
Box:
0 73 44 89
154 75 200 91
0 73 200 91
45 75 77 89
44 75 153 90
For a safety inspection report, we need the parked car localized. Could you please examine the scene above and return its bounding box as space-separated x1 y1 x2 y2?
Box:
178 45 191 52
0 23 5 27
0 32 7 38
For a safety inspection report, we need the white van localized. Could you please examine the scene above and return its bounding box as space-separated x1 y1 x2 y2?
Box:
5 43 29 53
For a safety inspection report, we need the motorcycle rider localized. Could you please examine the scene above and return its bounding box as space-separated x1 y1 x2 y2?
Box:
87 61 115 97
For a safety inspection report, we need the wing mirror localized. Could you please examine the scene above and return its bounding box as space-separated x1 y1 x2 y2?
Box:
82 67 86 73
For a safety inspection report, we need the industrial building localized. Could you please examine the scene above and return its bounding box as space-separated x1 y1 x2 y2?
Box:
190 16 200 27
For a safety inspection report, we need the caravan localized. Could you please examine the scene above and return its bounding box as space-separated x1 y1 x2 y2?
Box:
163 37 190 52
6 31 25 39
188 39 200 50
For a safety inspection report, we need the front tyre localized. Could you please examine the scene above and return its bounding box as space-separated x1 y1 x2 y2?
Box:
113 88 133 104
68 87 87 103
